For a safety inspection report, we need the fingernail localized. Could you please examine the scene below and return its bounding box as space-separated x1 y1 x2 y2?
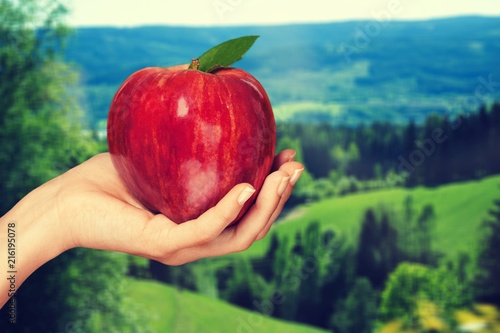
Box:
277 176 290 196
238 186 256 205
290 168 304 186
288 151 297 162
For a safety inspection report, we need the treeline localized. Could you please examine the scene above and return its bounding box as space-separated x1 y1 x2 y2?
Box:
215 198 459 332
0 2 149 332
133 103 500 331
279 103 500 202
145 196 500 332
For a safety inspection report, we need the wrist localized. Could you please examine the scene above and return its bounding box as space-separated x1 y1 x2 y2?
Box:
0 175 70 307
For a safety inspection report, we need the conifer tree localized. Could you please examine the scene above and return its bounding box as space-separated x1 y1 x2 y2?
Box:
0 2 142 331
475 198 500 305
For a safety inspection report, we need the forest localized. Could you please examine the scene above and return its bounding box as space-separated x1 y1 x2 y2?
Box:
279 103 500 203
1 0 500 332
141 104 500 332
64 16 500 126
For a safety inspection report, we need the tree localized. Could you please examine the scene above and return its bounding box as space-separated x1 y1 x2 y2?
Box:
356 209 380 280
330 142 360 177
319 235 355 328
414 204 436 264
356 207 400 289
379 262 468 331
418 114 444 186
149 260 197 291
474 198 500 306
8 249 153 333
0 1 143 331
0 0 98 215
261 232 281 281
271 222 340 325
490 103 500 173
330 278 378 333
356 199 440 293
295 222 323 325
403 119 417 158
398 197 439 266
223 257 267 310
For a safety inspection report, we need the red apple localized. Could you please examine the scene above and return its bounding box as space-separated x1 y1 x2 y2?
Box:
107 63 276 224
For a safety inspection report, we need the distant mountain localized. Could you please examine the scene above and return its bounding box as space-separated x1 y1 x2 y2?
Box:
64 16 500 126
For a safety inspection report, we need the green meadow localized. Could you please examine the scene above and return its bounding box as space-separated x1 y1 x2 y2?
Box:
239 175 500 260
120 176 500 332
124 278 328 333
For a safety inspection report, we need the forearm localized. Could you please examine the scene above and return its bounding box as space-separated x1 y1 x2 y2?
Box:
0 150 303 308
0 176 70 308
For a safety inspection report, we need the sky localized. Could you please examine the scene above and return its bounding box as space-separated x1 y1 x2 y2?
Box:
67 0 500 27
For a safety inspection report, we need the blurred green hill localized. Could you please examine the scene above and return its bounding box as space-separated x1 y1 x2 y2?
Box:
231 174 500 260
65 16 500 126
123 278 328 333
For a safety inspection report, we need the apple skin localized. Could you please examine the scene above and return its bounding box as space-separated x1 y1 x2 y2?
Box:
107 65 276 224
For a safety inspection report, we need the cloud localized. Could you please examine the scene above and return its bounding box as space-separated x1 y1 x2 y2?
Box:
67 0 500 27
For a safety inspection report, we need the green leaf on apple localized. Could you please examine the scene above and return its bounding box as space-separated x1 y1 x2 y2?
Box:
189 35 259 73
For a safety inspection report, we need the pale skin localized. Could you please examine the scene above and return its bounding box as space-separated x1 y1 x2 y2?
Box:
0 149 303 308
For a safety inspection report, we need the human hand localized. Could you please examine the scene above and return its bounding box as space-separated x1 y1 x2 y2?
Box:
56 149 303 264
0 148 303 307
0 149 303 306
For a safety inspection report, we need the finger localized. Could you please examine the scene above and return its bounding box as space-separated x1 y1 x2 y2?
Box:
254 163 301 240
256 162 304 240
217 169 291 253
151 164 304 263
175 169 290 260
272 149 296 171
164 183 256 253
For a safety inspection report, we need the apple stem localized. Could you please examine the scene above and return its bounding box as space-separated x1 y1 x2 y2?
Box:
190 58 200 70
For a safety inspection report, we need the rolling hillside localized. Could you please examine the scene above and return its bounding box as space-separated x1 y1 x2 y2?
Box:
120 176 500 332
123 278 328 333
236 174 500 260
65 16 500 127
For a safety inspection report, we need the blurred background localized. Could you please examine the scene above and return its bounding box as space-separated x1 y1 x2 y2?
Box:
1 0 500 332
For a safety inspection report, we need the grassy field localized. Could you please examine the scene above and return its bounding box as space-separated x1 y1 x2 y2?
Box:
124 278 328 333
235 175 500 260
120 176 500 332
